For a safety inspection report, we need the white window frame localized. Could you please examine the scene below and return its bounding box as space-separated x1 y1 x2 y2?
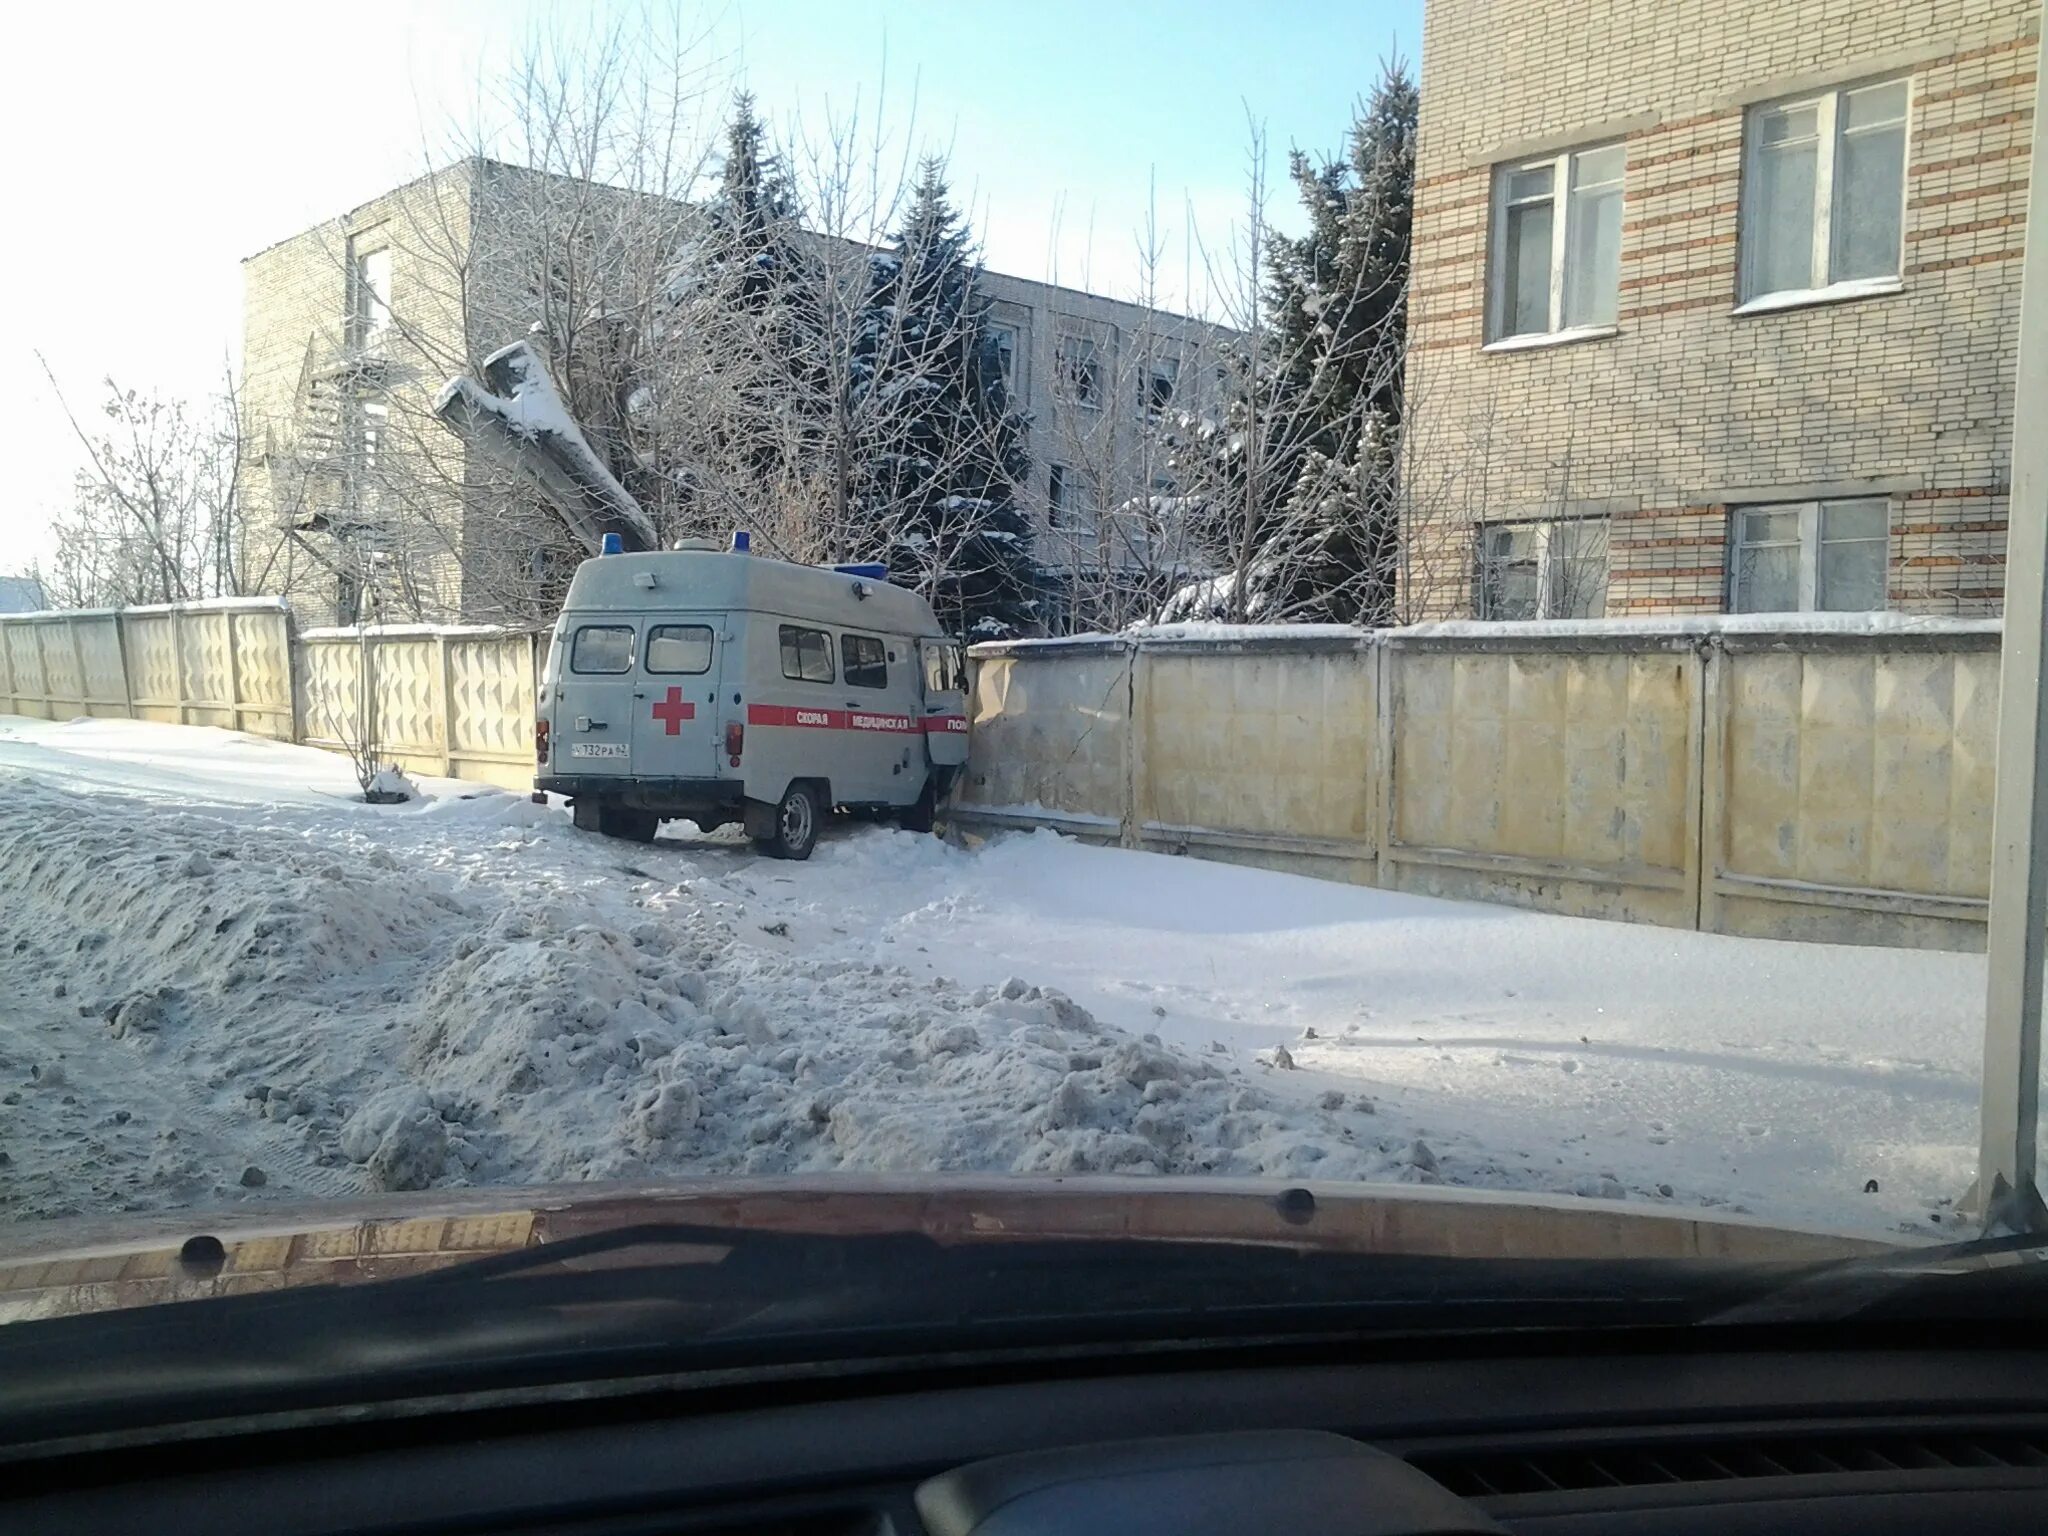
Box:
1476 517 1610 620
1728 499 1891 612
1736 78 1911 311
1485 142 1625 347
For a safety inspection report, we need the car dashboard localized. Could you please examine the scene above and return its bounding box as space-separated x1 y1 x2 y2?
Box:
8 1337 2048 1536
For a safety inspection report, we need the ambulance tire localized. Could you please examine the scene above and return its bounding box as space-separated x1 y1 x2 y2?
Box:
599 806 660 843
757 781 822 861
898 778 937 835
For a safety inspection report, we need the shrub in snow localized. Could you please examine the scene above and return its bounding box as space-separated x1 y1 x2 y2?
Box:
364 765 417 805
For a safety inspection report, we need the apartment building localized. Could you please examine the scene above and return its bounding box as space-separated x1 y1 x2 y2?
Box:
239 157 1229 628
1403 0 2035 619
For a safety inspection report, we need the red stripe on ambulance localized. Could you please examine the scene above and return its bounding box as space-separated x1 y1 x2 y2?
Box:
921 715 968 734
746 703 918 733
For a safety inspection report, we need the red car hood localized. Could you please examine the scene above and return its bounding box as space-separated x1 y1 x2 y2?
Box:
0 1175 1898 1324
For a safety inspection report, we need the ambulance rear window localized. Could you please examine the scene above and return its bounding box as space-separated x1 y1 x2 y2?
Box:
646 624 714 674
779 625 834 683
571 625 635 674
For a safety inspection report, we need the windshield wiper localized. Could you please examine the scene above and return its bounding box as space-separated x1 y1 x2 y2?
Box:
1703 1228 2048 1325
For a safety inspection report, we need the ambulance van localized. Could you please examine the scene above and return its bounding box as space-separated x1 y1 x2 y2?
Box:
535 542 969 859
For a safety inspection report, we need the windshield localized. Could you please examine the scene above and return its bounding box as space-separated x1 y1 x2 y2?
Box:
2 0 2043 1360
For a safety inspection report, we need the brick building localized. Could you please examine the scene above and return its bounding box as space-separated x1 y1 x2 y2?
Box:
1403 0 2034 619
239 158 1230 628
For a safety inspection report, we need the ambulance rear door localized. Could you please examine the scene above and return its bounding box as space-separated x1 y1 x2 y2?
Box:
630 615 724 779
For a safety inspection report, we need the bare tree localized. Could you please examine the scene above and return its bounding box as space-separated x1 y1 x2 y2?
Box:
40 355 278 610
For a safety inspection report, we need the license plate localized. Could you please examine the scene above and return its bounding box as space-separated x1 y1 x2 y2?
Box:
569 742 629 759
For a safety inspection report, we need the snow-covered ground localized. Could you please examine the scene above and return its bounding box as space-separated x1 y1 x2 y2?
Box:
0 716 1992 1238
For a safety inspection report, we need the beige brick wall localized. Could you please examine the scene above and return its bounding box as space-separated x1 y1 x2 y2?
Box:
239 164 484 625
1404 0 2036 619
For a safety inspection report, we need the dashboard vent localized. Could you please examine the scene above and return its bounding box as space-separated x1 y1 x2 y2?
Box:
1412 1431 2048 1498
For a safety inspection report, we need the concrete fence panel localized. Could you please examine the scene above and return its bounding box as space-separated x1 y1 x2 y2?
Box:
229 609 296 739
121 613 181 723
178 608 236 728
1133 635 1379 881
74 616 128 717
1702 628 2003 950
1379 633 1704 927
959 640 1131 838
298 637 365 754
446 632 540 790
1 623 41 715
367 634 448 776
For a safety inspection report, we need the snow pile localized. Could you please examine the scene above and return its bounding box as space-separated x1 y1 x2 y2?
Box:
0 773 1421 1219
0 718 1994 1237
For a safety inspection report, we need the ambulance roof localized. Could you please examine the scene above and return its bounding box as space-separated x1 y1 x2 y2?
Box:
562 550 945 636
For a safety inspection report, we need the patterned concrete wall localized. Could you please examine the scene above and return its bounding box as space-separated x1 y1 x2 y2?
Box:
0 601 291 736
299 626 540 791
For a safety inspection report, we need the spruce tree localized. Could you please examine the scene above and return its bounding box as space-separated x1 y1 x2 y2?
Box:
852 160 1038 637
1166 62 1416 625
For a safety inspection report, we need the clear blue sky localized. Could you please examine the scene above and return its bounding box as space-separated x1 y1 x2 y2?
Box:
0 0 1419 574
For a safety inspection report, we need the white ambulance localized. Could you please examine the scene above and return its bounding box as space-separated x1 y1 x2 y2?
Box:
535 542 970 859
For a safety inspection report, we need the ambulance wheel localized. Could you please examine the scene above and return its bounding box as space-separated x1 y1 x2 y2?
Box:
599 805 659 843
758 782 821 861
898 778 937 835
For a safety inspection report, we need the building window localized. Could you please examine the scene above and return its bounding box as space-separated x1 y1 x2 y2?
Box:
1730 499 1889 612
1741 79 1908 304
351 246 392 350
1489 143 1624 340
989 323 1019 393
1048 463 1093 530
1142 356 1179 420
1056 335 1102 409
1476 518 1610 619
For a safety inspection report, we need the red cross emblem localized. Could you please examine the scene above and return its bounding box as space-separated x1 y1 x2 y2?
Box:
650 686 694 734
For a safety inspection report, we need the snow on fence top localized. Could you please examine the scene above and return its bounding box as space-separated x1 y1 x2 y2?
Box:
0 596 291 625
973 611 2004 656
296 623 541 642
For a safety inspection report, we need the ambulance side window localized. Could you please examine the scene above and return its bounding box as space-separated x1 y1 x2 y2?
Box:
571 625 635 674
645 624 713 674
843 633 888 689
779 625 835 684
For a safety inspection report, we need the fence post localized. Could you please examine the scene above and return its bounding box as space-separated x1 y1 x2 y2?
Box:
437 631 455 777
1692 637 1722 935
224 611 243 733
169 607 188 725
1374 640 1398 891
1121 641 1143 849
67 618 89 717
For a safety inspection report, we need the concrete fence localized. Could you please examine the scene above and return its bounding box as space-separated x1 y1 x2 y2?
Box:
0 602 542 793
958 619 2005 952
1 600 2007 950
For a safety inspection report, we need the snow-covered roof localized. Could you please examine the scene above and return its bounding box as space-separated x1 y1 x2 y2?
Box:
0 576 46 615
563 549 944 636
